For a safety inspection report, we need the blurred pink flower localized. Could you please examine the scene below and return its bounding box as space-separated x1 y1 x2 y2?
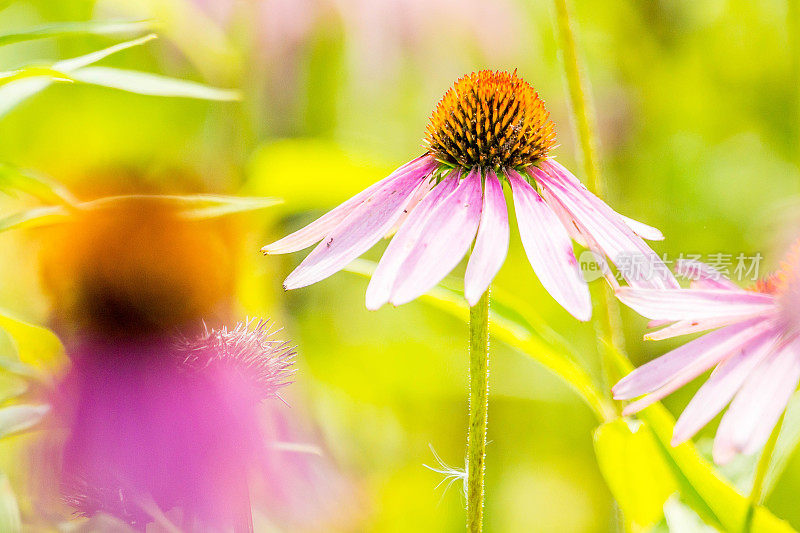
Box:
58 319 296 530
263 71 676 320
613 243 800 464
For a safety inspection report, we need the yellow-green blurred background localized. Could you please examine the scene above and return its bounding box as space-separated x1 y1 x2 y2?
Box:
2 0 800 531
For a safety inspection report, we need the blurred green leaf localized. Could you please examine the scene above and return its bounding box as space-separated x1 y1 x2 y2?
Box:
247 139 392 211
607 346 795 532
54 34 157 71
0 20 152 47
0 375 25 405
663 495 719 533
0 164 77 205
0 404 48 439
99 0 239 81
0 309 66 377
764 392 800 497
594 418 678 528
345 259 616 423
69 67 240 101
0 206 70 233
0 34 157 118
0 193 279 234
83 193 280 218
0 473 20 533
0 67 74 86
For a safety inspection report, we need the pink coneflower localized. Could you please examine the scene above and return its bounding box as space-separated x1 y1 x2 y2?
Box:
263 70 676 319
613 244 800 464
59 319 295 530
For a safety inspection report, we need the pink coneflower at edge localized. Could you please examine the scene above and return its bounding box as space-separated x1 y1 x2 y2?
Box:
262 70 677 320
613 244 800 464
59 319 296 530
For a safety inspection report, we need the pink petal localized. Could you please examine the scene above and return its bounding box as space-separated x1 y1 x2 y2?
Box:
263 156 436 254
619 214 664 241
675 259 740 291
464 171 510 305
644 313 769 341
538 186 587 246
283 171 430 290
508 169 591 321
384 175 434 239
671 325 780 445
713 335 800 464
615 287 775 321
389 169 483 306
365 172 460 310
613 317 772 401
535 161 678 290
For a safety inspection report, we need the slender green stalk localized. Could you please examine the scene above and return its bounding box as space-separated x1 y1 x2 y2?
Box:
467 289 490 532
789 0 800 166
553 0 602 196
553 0 627 391
743 413 785 533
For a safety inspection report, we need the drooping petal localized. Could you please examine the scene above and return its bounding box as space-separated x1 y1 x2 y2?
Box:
713 335 800 464
365 172 460 310
283 171 430 290
534 161 678 290
464 171 510 305
675 259 741 291
538 185 587 246
389 170 483 306
613 317 772 401
619 215 664 241
384 175 435 239
263 156 436 254
615 287 775 321
743 346 800 455
670 326 780 445
507 169 591 321
644 313 770 341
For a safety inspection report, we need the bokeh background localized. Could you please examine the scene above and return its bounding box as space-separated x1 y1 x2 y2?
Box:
1 0 800 531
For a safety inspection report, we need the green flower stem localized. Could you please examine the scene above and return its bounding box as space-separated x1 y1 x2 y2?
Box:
790 0 800 165
743 413 784 533
554 0 627 391
553 0 602 195
467 289 490 533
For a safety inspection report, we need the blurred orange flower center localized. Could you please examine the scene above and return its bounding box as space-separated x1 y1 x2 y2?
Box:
424 70 557 170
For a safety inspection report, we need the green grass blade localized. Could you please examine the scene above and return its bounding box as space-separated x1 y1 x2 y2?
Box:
0 20 151 47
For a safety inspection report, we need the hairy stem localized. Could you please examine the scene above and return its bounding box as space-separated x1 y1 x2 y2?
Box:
743 413 784 533
467 289 490 532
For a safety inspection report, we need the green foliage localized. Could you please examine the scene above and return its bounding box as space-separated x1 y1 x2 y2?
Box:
764 392 800 497
594 418 678 528
345 259 616 423
0 33 239 119
0 169 281 233
0 20 152 47
67 67 239 100
0 308 65 377
345 261 796 531
82 193 281 219
247 139 391 211
607 347 795 532
0 164 76 205
0 474 20 533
